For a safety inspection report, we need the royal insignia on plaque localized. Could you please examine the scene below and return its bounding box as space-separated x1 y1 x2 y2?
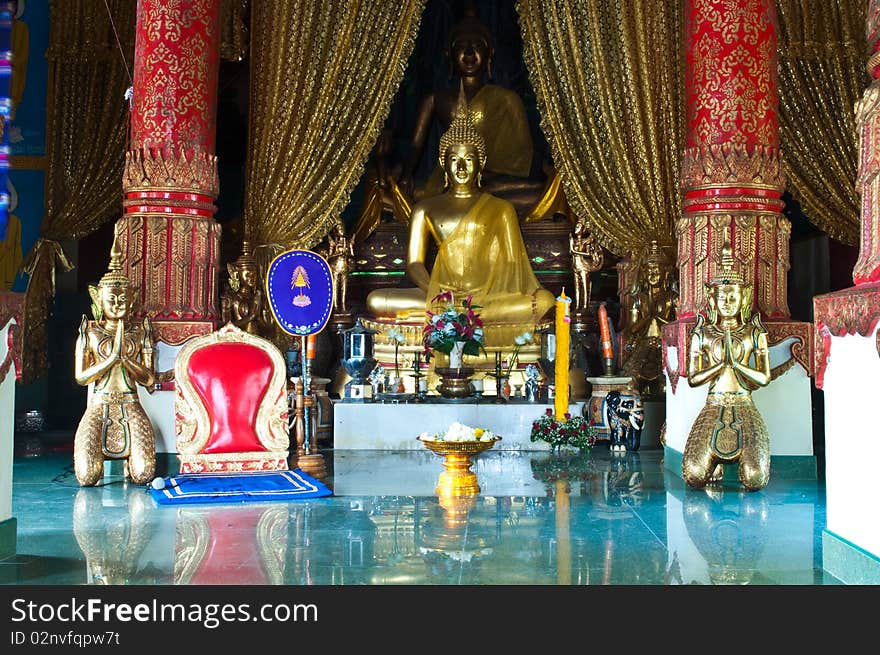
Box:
266 250 333 336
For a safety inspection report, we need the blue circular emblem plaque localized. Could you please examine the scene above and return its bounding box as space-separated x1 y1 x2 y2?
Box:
265 250 334 336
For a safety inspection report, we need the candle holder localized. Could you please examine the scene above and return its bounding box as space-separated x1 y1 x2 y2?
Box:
485 350 507 403
602 356 616 377
410 352 427 403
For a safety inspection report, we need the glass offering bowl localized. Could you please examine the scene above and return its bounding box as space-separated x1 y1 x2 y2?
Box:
417 436 501 495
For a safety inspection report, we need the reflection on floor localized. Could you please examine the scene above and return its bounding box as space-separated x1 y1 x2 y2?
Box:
2 446 843 585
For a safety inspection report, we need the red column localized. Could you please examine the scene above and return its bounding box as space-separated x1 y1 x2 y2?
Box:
813 1 880 388
677 0 789 320
117 0 221 346
853 0 880 285
664 0 812 391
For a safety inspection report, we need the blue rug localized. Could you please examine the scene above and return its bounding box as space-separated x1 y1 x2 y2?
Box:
149 469 333 505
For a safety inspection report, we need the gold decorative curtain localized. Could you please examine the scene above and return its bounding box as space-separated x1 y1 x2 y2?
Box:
20 0 135 382
777 0 868 246
243 0 425 251
220 0 249 62
517 0 684 257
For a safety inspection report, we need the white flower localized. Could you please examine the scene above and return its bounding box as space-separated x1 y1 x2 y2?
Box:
474 328 484 339
514 331 533 346
436 422 497 442
386 327 406 344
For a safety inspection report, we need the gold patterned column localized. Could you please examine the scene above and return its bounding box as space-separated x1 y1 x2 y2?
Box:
116 0 222 348
814 1 880 389
665 0 812 404
854 0 880 285
676 0 790 320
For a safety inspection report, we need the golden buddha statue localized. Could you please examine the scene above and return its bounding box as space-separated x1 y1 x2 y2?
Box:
683 231 771 491
395 9 546 216
73 234 156 486
220 240 266 336
366 86 555 337
621 240 677 398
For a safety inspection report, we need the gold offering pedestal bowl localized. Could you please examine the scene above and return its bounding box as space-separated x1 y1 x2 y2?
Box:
418 436 501 496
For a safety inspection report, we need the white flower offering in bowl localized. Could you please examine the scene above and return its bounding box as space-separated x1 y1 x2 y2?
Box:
418 421 499 443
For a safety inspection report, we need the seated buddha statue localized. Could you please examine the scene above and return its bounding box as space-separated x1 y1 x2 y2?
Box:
394 9 547 217
366 87 555 339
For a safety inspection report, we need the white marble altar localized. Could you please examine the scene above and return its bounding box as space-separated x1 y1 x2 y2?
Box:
333 400 586 450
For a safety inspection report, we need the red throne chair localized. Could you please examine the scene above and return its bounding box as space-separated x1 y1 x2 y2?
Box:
174 323 290 473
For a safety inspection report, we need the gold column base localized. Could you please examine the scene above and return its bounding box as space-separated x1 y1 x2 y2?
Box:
294 453 328 480
436 453 480 496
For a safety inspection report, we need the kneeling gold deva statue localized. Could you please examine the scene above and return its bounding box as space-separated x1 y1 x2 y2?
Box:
683 229 771 491
74 233 157 486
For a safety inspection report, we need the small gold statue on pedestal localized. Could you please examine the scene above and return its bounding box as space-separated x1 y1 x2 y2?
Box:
621 240 677 398
320 220 355 320
220 240 267 336
74 234 156 486
683 231 771 491
569 218 603 317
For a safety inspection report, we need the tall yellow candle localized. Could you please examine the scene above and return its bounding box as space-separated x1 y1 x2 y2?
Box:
554 289 571 420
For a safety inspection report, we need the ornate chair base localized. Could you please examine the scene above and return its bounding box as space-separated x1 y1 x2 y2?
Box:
179 451 289 474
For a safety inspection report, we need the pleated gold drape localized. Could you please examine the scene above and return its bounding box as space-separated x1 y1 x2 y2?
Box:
20 0 134 382
517 0 684 257
777 0 868 246
243 0 425 252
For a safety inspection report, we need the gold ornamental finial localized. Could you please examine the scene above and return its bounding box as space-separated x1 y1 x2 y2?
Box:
98 228 130 289
438 81 487 168
236 240 258 269
710 227 745 286
644 239 671 265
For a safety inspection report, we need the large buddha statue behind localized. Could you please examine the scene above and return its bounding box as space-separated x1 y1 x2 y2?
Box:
366 88 555 340
395 8 546 216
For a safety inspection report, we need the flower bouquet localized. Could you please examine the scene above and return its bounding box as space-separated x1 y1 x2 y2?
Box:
423 291 486 359
530 408 596 451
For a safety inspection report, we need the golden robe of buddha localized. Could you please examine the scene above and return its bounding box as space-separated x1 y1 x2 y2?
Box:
367 88 555 334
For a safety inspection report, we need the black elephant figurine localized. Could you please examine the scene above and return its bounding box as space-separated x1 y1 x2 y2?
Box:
605 389 645 452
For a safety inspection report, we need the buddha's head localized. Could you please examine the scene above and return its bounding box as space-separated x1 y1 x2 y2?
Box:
92 232 133 322
439 84 487 189
448 10 493 79
706 230 751 325
232 241 259 290
641 240 672 291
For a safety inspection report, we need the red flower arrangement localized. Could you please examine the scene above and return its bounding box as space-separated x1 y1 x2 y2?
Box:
530 408 596 451
422 291 486 357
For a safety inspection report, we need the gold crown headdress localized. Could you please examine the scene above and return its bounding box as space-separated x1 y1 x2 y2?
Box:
234 240 258 269
438 81 487 168
98 231 130 289
643 240 672 266
89 229 133 320
709 228 746 287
